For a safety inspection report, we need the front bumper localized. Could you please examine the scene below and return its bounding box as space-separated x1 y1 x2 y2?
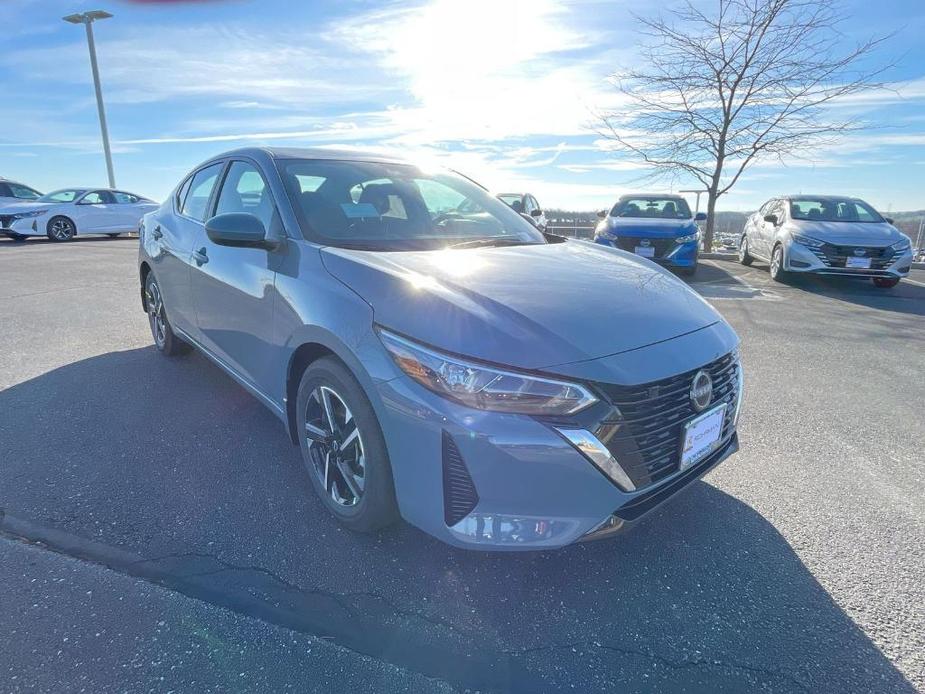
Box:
374 340 740 551
0 215 45 236
786 240 912 278
595 237 698 268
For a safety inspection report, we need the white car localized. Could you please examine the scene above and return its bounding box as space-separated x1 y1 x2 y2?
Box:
739 195 913 288
0 178 43 205
497 192 548 232
0 188 158 242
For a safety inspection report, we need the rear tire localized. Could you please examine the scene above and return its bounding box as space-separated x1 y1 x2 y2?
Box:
296 357 399 533
769 244 788 283
107 233 120 238
872 277 899 288
47 216 76 242
677 264 697 276
7 233 28 242
144 273 190 356
738 235 754 266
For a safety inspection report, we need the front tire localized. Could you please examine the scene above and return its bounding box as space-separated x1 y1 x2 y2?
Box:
296 357 399 533
872 277 900 288
144 273 190 356
769 244 788 283
677 264 697 276
107 233 121 238
47 216 76 242
738 235 754 265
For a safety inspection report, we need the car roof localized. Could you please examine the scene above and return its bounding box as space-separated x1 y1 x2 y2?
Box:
618 193 687 200
784 195 868 202
209 146 416 165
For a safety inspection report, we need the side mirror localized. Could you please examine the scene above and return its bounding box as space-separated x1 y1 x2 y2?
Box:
205 212 274 248
694 212 707 222
763 214 778 225
530 208 542 217
596 209 607 219
520 212 539 228
885 217 894 225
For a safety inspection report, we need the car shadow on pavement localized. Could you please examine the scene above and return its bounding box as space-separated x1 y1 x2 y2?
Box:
0 347 917 693
782 272 925 316
724 258 925 317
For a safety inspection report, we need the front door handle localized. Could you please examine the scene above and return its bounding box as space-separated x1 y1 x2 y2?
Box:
151 225 163 240
193 247 209 266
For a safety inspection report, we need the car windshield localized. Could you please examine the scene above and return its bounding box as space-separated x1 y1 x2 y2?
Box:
38 189 85 203
611 197 692 219
789 198 884 223
281 160 546 251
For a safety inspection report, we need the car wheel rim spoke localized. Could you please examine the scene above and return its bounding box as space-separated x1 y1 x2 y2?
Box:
147 283 166 345
305 385 365 507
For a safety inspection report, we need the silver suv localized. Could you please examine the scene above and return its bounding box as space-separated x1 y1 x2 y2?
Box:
739 195 913 288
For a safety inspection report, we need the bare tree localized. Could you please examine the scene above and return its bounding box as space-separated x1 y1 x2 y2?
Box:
596 0 892 250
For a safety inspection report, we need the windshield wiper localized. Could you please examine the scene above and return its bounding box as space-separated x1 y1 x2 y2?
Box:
449 238 532 249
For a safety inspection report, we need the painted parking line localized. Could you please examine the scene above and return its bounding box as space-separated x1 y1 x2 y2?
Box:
691 261 782 301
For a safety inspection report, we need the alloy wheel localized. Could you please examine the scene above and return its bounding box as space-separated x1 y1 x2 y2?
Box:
770 246 781 278
145 280 167 348
50 218 74 241
305 385 366 507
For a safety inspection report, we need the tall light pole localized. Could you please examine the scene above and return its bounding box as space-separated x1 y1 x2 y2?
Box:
63 10 116 188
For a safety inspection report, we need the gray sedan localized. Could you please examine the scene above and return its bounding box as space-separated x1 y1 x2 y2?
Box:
738 195 913 288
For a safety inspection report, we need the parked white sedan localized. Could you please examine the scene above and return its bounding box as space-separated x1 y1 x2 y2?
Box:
0 188 158 242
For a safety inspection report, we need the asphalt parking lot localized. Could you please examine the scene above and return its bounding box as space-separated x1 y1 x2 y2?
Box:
1 237 923 693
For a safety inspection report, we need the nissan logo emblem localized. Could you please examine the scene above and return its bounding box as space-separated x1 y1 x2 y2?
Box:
690 370 713 412
640 239 651 246
853 248 866 257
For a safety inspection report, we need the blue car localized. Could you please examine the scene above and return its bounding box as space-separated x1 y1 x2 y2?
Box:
594 194 706 275
139 148 742 550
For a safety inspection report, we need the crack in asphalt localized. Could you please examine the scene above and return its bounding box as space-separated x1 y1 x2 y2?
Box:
126 550 484 644
506 640 810 692
0 509 808 693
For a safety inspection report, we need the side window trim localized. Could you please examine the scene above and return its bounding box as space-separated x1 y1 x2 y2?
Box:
175 176 192 213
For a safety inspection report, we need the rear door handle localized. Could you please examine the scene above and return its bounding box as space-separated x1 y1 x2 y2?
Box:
193 247 209 266
151 225 163 240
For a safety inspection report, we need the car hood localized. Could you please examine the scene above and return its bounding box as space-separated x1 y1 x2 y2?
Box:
599 216 699 238
0 201 55 214
321 240 723 371
790 220 903 246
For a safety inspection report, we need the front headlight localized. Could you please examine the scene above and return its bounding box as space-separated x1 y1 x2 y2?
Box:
675 230 701 244
890 238 911 252
791 233 823 248
12 210 47 220
378 329 598 415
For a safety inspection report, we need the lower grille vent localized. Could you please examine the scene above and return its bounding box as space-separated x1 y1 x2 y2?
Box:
442 431 479 526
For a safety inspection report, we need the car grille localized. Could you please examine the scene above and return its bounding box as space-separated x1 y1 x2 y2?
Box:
809 243 896 269
613 237 676 258
0 215 13 229
594 352 739 489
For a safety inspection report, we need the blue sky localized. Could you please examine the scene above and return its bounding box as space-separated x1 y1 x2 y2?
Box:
2 0 925 212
